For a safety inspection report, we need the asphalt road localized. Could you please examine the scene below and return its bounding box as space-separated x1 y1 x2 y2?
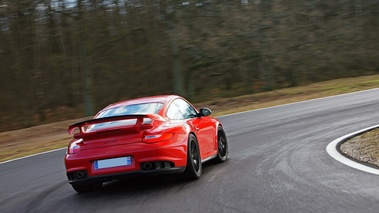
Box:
1 89 379 213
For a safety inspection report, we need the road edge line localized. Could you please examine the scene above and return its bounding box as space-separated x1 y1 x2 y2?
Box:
2 88 378 165
326 124 379 175
0 148 66 165
219 88 379 118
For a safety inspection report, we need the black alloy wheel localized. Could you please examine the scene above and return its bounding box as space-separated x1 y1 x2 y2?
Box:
214 126 228 163
182 134 202 180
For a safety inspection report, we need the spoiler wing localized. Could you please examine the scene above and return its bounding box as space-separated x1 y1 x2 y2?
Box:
68 114 165 135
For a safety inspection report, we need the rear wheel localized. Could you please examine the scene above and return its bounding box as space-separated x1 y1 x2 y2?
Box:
181 134 202 180
72 182 103 193
213 126 228 163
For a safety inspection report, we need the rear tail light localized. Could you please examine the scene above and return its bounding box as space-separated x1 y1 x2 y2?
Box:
142 132 174 143
67 140 82 154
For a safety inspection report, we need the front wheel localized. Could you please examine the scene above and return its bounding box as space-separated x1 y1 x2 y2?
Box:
213 126 228 163
181 134 202 180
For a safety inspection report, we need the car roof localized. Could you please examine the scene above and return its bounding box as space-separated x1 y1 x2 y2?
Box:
102 95 180 110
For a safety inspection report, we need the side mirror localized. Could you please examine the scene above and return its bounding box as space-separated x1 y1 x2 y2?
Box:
198 108 212 117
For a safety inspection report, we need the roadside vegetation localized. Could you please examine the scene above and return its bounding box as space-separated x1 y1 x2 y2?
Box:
2 1 379 132
0 1 378 165
0 75 378 163
340 128 379 168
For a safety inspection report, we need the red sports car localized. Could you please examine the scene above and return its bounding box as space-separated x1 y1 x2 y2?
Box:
64 95 228 193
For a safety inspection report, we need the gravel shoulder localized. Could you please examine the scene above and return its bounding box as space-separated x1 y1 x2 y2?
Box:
339 128 379 168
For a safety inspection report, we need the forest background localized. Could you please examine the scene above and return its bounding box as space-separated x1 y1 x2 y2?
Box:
1 0 379 132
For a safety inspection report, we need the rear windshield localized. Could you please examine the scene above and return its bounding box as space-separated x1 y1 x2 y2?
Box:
96 102 164 118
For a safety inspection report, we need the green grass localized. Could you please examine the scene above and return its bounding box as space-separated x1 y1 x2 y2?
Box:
1 74 379 162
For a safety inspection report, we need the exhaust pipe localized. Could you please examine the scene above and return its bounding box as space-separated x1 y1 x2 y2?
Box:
141 161 174 170
74 171 86 179
141 162 153 170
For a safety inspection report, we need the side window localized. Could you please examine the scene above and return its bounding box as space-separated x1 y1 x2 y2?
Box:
177 99 197 119
167 101 183 120
167 99 197 120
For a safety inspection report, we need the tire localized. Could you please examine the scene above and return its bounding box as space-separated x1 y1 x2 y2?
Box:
181 134 202 180
72 182 103 193
213 126 228 163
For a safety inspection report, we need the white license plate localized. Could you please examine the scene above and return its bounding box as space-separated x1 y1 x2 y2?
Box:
94 156 132 169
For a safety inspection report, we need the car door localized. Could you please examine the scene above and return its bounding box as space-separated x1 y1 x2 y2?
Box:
166 99 215 157
190 114 215 157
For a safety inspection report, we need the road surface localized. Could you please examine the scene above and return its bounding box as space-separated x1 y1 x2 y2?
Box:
1 89 379 213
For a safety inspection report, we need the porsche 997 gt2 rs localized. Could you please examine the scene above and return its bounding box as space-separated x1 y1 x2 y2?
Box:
64 95 228 193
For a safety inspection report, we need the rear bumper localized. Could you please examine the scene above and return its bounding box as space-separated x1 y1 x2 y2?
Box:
64 138 187 184
67 166 186 185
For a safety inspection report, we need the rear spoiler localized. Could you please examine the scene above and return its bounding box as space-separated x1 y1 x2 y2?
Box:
68 114 165 135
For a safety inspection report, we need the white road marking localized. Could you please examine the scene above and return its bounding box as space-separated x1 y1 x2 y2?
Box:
219 88 379 118
0 148 66 164
326 124 379 175
1 88 379 165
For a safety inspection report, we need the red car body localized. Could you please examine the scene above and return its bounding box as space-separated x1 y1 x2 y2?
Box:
64 95 228 192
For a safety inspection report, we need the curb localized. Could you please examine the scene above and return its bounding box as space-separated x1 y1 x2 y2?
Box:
326 124 379 175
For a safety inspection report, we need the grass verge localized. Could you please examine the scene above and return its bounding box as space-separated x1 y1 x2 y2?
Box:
1 74 379 163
